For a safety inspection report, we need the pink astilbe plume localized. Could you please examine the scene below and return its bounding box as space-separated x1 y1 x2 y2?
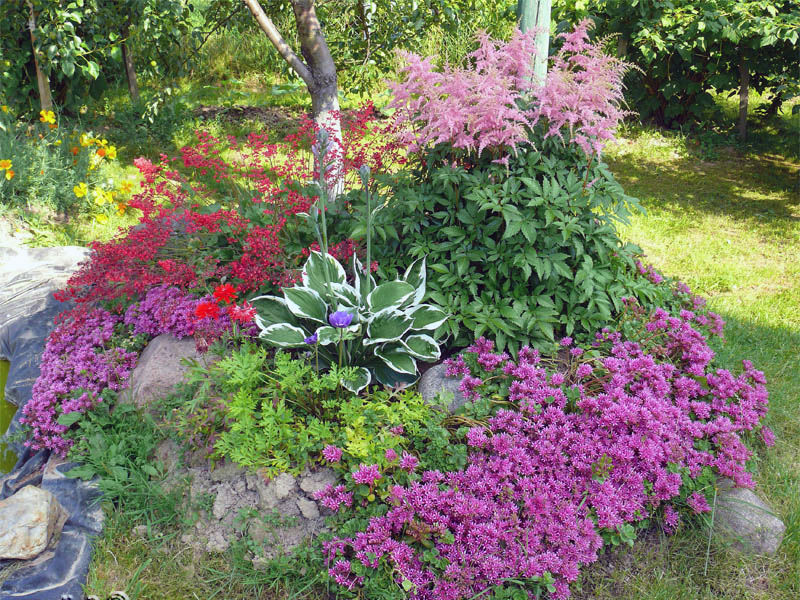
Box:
389 20 631 158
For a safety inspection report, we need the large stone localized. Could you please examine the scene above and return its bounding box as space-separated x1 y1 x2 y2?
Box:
298 467 337 495
714 479 786 555
0 485 68 560
417 363 469 413
123 334 204 409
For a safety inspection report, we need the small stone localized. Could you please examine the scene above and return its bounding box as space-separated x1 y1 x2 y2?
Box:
417 363 469 413
209 460 242 483
132 525 148 538
212 483 237 520
296 497 320 520
273 472 297 499
298 467 337 495
714 479 786 555
123 334 206 410
0 485 68 560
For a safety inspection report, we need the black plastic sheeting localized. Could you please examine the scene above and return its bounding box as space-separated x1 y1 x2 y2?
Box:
0 246 102 600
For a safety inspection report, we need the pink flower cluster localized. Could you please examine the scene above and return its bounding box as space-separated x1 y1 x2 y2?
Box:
389 20 630 157
324 309 770 598
20 307 138 455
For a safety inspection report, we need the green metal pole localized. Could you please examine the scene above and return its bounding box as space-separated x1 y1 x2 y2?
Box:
517 0 551 84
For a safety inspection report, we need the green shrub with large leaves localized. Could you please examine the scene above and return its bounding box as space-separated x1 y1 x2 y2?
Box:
253 251 448 392
371 136 675 354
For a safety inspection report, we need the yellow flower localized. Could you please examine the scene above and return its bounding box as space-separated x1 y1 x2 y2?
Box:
95 214 108 224
39 110 56 124
0 159 11 170
54 139 62 146
80 133 92 147
118 180 134 194
93 189 113 205
5 169 14 180
73 182 88 198
106 146 117 160
1 105 8 113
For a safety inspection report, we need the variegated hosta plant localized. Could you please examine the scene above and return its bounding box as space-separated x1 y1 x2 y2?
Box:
252 251 448 394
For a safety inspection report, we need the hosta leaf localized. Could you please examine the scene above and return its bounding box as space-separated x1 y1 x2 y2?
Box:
340 367 371 395
403 257 427 303
406 304 449 331
330 282 359 307
374 345 417 375
372 360 420 387
403 334 441 361
367 281 415 313
284 286 328 323
316 324 360 345
259 323 308 348
251 295 297 327
303 251 346 297
366 310 413 344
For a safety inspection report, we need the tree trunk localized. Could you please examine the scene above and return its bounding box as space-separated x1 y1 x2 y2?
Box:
243 0 343 194
738 50 749 141
121 23 140 103
517 0 551 85
27 1 53 112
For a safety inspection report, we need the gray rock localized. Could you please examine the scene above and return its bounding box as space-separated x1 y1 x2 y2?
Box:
298 467 337 495
296 497 320 520
123 334 205 409
0 485 68 560
417 363 469 413
273 472 297 500
714 479 786 555
208 460 242 483
212 483 237 520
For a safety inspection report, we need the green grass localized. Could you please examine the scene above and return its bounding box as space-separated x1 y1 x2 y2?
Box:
583 122 800 600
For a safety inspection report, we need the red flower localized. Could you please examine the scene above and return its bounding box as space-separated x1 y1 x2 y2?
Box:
213 283 237 304
227 301 256 323
195 301 220 320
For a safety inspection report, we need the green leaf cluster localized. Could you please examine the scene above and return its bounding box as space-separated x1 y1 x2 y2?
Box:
373 136 670 354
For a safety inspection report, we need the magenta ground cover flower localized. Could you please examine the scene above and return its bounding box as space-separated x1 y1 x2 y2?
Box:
325 305 771 599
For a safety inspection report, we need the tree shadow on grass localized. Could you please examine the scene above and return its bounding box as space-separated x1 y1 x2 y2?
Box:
606 151 800 242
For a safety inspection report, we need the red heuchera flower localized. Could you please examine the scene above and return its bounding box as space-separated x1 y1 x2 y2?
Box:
213 283 237 304
195 301 220 320
227 301 256 323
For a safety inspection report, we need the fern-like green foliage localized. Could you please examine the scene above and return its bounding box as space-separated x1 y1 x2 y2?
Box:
195 343 458 478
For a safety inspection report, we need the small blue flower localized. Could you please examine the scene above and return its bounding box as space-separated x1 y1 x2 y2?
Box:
328 311 353 328
304 332 318 344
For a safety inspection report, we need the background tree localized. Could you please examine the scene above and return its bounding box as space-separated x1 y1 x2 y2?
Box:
553 0 799 136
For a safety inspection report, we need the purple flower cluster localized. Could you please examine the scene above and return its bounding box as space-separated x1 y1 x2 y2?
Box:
20 307 138 455
123 285 199 337
324 309 770 599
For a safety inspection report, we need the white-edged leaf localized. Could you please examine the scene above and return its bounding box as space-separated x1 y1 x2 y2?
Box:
366 310 413 344
340 366 371 394
406 304 449 331
403 257 427 303
330 282 360 307
372 361 419 387
250 295 297 327
284 286 328 323
259 323 308 348
303 251 346 297
353 254 376 299
374 344 417 375
403 334 441 361
315 324 359 345
367 280 415 313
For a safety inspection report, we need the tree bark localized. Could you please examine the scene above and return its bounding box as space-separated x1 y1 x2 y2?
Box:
27 1 53 112
121 22 140 103
738 50 749 141
243 0 343 193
